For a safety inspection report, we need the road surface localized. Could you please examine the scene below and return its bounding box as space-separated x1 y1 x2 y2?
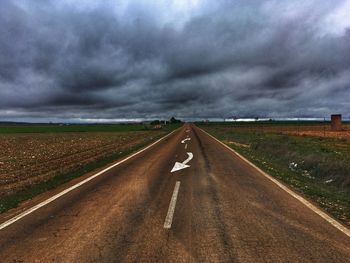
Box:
0 124 350 262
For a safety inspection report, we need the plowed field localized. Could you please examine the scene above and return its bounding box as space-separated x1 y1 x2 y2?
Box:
0 131 164 196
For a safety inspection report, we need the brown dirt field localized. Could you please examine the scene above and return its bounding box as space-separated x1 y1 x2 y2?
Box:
236 124 350 140
279 125 350 139
0 131 164 196
286 129 350 139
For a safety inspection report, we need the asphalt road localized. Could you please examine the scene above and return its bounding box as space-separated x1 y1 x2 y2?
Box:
0 124 350 262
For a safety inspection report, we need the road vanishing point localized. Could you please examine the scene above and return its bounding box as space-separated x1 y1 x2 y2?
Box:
0 124 350 262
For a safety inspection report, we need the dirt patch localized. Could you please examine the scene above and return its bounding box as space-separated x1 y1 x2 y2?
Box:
0 131 164 196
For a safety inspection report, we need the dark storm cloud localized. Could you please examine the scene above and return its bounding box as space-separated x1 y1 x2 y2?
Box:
1 0 350 121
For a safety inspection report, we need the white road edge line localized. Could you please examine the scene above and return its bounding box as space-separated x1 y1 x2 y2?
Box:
164 181 181 229
199 127 350 238
0 129 180 231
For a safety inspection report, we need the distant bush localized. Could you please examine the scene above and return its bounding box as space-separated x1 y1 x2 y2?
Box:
170 117 182 124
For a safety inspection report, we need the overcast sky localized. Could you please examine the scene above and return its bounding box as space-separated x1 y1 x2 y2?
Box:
1 0 350 122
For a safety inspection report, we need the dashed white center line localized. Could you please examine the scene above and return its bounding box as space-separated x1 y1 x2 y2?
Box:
185 143 188 149
164 181 181 229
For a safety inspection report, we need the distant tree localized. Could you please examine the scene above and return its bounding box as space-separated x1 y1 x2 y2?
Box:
170 117 182 124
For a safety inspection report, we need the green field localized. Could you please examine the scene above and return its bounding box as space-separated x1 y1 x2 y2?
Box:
0 123 148 133
198 122 350 227
0 123 181 133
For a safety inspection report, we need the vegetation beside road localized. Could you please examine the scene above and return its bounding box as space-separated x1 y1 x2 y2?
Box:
0 117 183 134
0 123 158 133
199 122 350 227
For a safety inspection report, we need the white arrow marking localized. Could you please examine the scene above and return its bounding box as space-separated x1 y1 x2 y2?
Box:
171 152 193 172
181 138 191 144
185 143 188 149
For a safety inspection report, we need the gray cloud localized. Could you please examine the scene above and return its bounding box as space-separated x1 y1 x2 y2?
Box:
1 0 350 121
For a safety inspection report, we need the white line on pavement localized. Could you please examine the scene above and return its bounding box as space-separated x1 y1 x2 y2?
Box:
0 129 180 231
185 143 188 149
199 127 350 238
164 181 181 229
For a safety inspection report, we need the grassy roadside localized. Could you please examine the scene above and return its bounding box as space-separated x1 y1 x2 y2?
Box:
0 123 149 133
198 123 350 227
0 124 181 214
